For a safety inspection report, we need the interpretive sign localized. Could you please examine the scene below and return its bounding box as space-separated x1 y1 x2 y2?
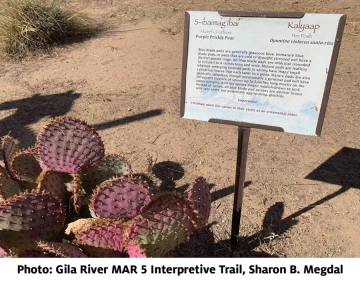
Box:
180 11 346 246
180 11 346 136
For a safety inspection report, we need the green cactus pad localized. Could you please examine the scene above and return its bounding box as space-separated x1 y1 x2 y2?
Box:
82 154 132 194
0 172 22 202
128 192 198 257
37 169 67 204
37 116 105 174
0 192 66 248
76 221 128 257
11 148 42 182
36 240 87 258
187 177 211 229
91 176 151 219
1 136 19 178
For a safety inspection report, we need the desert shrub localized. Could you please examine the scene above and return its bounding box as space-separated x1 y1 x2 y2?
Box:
0 0 99 58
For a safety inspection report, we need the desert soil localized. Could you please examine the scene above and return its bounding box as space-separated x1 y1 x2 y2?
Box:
1 0 359 257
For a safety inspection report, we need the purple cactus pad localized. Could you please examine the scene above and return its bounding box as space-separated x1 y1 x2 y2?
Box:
76 221 128 257
0 192 66 247
127 240 147 258
37 116 105 173
128 192 198 257
91 176 151 219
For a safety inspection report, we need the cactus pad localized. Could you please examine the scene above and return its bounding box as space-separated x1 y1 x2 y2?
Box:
0 192 66 247
36 240 87 258
11 148 42 182
127 193 198 257
127 240 147 258
0 172 22 201
37 116 105 173
82 154 132 194
16 180 38 191
91 176 151 219
1 115 211 257
187 177 211 229
0 165 8 177
76 221 128 257
1 136 19 178
37 169 67 204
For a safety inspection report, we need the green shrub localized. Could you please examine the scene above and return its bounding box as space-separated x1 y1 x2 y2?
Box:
0 0 99 58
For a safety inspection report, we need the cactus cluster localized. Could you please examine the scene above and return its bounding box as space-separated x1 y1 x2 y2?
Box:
0 116 211 257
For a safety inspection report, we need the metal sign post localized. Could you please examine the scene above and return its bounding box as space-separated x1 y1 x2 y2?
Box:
231 127 250 245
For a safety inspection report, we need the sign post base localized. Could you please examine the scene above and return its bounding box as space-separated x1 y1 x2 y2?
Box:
231 127 251 246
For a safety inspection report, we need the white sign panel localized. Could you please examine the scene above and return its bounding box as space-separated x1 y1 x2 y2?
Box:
181 11 346 135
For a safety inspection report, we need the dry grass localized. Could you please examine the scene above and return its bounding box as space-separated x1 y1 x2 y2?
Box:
0 0 100 59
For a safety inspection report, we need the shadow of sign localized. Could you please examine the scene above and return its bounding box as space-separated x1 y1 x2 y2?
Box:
167 221 280 258
234 147 360 256
306 147 360 188
93 109 163 130
168 147 360 257
210 181 252 202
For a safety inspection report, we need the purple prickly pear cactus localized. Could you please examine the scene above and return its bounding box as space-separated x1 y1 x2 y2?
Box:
0 192 66 248
90 176 151 219
1 115 212 257
75 220 128 257
0 171 22 201
82 153 132 194
0 165 8 177
37 169 67 204
187 176 211 229
36 240 87 258
127 192 198 257
37 116 105 174
127 240 147 258
11 148 42 182
16 179 38 191
1 135 19 178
